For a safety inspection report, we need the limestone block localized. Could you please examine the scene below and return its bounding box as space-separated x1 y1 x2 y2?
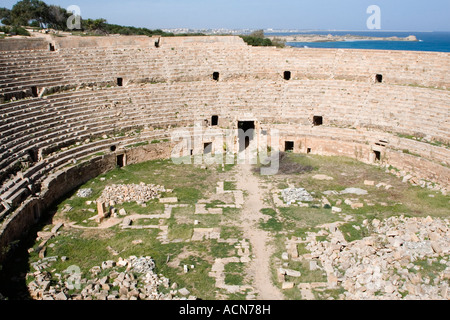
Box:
351 203 364 209
282 282 295 290
159 197 178 203
312 174 334 181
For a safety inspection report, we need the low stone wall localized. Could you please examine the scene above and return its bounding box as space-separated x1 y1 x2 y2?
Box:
0 198 40 260
0 38 49 51
54 35 155 49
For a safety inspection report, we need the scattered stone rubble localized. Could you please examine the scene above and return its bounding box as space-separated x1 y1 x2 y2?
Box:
76 188 93 198
27 256 197 300
281 188 313 205
305 216 450 300
383 164 447 195
97 183 166 204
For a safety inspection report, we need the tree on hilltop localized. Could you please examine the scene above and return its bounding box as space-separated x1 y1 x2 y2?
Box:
0 8 11 25
46 5 71 30
83 18 108 33
9 0 48 27
249 29 265 39
240 30 273 47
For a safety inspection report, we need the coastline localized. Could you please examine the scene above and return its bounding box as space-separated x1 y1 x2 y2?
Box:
268 34 418 43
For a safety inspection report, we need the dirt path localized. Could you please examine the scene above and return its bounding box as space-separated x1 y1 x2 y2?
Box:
235 164 284 300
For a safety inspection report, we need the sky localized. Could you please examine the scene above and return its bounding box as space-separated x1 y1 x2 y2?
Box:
1 0 450 31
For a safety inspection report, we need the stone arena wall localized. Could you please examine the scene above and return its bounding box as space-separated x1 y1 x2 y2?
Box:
0 38 50 51
0 35 449 261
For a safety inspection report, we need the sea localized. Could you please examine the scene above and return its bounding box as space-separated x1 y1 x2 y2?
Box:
266 31 450 53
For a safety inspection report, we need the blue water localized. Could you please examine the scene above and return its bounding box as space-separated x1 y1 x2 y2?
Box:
266 31 450 52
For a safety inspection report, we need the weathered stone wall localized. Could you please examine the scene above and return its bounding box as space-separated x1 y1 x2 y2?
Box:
124 142 175 166
0 38 49 51
0 198 40 260
54 35 156 49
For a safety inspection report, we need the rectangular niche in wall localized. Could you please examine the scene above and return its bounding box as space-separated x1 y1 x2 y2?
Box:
313 116 323 126
117 77 123 87
285 141 294 152
284 71 291 80
375 74 383 83
211 115 219 126
307 148 312 154
204 142 212 154
213 72 220 81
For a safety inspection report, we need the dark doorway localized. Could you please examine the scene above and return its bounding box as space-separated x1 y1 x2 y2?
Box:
238 121 255 151
155 38 160 48
27 148 38 162
116 154 124 167
49 43 55 51
374 150 381 161
117 78 123 87
375 74 383 83
204 142 212 154
285 141 294 152
211 115 219 126
284 71 291 80
313 116 323 126
31 86 38 97
213 72 220 81
307 148 312 154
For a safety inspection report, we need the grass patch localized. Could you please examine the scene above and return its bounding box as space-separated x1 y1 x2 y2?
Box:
224 262 245 273
125 141 149 149
220 226 243 239
279 206 340 229
176 254 216 299
133 218 160 226
255 152 315 175
313 287 346 300
209 240 235 258
261 208 277 217
173 187 203 204
339 222 370 242
224 181 237 191
205 200 226 209
408 258 449 282
225 273 244 286
167 221 193 240
259 217 283 232
121 201 164 215
224 261 246 285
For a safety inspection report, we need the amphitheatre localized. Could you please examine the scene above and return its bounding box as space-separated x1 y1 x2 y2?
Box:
0 31 449 301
